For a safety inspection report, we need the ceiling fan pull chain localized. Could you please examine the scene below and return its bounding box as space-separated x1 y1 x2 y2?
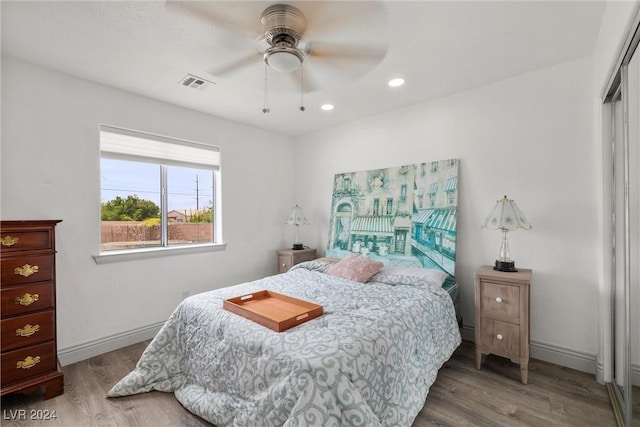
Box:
263 63 270 114
299 64 305 112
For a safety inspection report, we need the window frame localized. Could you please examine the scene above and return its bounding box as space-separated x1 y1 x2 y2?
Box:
93 125 225 264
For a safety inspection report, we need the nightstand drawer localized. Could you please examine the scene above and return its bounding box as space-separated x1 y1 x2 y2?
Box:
1 254 54 286
481 318 520 356
1 311 55 352
1 282 55 317
1 341 57 387
480 281 520 319
278 255 293 273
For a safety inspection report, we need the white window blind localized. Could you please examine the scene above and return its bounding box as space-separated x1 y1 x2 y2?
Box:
100 125 220 169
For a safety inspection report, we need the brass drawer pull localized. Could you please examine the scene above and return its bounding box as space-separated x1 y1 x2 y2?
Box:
15 293 39 306
16 324 40 337
1 235 19 246
14 264 39 277
16 355 41 369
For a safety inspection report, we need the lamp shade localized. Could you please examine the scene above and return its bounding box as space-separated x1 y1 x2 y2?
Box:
481 196 531 231
286 204 309 226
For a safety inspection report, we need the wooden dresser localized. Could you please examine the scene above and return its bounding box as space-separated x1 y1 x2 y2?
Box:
1 220 64 399
277 248 317 273
474 265 532 384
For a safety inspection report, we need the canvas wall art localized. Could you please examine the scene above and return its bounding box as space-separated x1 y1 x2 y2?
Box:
326 159 459 276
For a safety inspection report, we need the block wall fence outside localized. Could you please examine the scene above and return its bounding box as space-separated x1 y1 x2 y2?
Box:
100 221 213 248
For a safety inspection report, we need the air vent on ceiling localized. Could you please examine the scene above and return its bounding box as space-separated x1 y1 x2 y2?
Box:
179 74 215 91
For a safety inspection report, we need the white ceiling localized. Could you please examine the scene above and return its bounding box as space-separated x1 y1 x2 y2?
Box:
1 1 606 137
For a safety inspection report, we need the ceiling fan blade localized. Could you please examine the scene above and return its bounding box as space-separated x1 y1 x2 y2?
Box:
165 0 260 40
300 1 388 42
206 53 261 78
307 41 388 64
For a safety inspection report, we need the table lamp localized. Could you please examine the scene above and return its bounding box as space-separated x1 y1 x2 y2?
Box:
481 195 532 272
286 204 308 250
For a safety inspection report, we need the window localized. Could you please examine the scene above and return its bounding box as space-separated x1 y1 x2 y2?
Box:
98 125 222 257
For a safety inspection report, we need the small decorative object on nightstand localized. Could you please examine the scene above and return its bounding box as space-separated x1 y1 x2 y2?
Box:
285 204 309 250
481 195 532 272
277 248 316 273
475 265 532 384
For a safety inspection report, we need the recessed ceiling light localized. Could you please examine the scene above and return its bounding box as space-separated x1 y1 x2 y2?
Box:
321 104 334 111
388 78 405 88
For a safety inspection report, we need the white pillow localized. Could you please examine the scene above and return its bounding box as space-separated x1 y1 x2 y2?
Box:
370 267 448 287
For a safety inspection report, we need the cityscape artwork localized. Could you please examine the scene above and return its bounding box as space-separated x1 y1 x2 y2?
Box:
326 159 459 276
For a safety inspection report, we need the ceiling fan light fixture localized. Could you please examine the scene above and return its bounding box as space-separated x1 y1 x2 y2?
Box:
264 47 304 73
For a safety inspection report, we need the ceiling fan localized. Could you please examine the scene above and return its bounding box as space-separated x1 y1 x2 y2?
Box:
166 1 388 93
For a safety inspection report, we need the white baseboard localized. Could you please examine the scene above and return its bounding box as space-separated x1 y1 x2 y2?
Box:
460 324 597 375
58 321 165 366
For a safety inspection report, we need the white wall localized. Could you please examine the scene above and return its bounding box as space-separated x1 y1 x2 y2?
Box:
1 56 296 364
294 56 600 372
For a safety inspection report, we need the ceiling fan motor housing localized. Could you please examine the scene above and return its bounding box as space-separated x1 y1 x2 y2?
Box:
261 4 306 47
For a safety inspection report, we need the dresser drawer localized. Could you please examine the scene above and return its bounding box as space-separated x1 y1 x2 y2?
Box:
480 281 520 319
0 230 53 253
1 311 55 352
1 282 54 317
480 318 520 357
1 254 54 286
1 341 57 387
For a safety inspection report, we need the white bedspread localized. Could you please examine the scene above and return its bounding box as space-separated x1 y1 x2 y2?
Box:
108 261 461 426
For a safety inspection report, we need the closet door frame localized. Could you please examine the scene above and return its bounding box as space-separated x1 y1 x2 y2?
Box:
602 10 640 426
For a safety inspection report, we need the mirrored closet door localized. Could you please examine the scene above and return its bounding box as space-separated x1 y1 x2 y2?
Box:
604 17 640 427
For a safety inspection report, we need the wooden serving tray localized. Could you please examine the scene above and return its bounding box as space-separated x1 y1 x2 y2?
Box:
223 290 323 332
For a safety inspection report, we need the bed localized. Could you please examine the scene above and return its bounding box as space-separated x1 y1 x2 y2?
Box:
107 259 461 426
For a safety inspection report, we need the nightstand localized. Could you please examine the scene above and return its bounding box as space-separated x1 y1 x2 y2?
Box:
474 265 532 384
277 248 316 273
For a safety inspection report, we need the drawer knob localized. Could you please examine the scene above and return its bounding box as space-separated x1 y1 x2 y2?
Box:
1 235 19 246
496 334 503 340
16 324 40 337
16 355 41 370
15 293 39 306
495 297 503 303
14 264 39 277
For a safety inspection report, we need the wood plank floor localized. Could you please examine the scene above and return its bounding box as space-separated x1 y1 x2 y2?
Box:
1 340 616 427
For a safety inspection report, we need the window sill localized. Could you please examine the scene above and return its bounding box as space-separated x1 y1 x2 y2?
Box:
92 242 227 264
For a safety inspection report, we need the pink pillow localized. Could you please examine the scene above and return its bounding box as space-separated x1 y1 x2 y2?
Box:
327 254 384 283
